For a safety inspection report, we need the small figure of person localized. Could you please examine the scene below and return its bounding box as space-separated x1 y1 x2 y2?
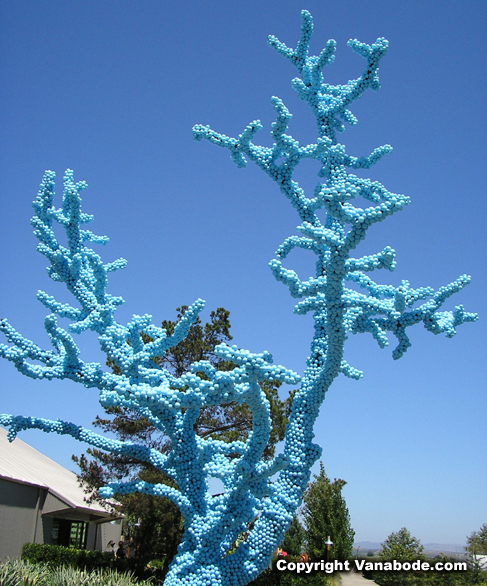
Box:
116 540 126 559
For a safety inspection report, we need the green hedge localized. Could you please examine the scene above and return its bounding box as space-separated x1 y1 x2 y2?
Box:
22 543 112 570
21 543 166 581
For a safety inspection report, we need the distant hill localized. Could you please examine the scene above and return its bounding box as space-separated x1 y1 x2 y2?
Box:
423 543 465 554
354 541 382 551
354 541 465 554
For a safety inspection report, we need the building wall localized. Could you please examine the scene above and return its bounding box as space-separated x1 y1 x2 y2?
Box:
85 523 97 550
41 515 55 547
0 478 45 561
42 491 70 516
96 519 123 553
0 477 121 560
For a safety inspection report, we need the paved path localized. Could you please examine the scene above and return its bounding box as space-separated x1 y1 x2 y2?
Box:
338 571 376 585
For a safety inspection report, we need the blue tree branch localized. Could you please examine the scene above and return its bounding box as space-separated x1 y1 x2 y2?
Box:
0 414 169 471
192 10 477 585
0 9 478 586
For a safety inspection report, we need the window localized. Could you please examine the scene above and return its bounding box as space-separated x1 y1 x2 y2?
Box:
69 521 87 549
51 519 88 549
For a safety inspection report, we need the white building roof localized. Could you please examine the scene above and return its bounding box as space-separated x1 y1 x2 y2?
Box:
0 426 117 519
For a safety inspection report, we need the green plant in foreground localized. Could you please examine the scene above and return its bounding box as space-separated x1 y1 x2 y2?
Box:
0 560 155 586
0 559 49 586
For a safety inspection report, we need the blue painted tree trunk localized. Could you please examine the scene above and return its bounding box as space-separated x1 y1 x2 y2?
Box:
0 11 476 586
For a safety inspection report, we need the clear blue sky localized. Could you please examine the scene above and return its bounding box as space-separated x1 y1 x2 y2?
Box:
1 1 485 547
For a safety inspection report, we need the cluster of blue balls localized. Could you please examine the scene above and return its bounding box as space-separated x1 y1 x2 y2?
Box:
0 10 477 586
191 9 476 585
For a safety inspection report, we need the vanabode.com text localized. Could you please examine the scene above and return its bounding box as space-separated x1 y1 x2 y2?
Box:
276 559 468 574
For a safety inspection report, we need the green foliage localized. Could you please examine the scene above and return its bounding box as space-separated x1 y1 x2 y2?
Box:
467 524 487 555
378 528 425 562
0 559 49 586
74 306 293 568
419 555 487 586
302 463 355 562
0 558 154 586
20 543 160 582
116 466 182 568
21 543 113 571
147 559 165 570
154 306 290 456
281 517 306 557
374 528 425 586
368 531 487 586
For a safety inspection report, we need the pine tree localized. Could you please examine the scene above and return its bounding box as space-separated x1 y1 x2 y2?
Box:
302 463 354 562
281 516 306 556
73 306 291 565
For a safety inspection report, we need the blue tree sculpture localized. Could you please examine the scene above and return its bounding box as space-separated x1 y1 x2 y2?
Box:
0 10 477 586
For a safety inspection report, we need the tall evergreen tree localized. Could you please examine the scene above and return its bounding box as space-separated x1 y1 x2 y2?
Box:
302 463 354 562
281 516 306 556
74 306 292 565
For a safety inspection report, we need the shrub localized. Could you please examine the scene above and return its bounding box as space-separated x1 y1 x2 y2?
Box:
20 543 158 581
21 543 111 570
0 559 50 586
0 558 155 586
